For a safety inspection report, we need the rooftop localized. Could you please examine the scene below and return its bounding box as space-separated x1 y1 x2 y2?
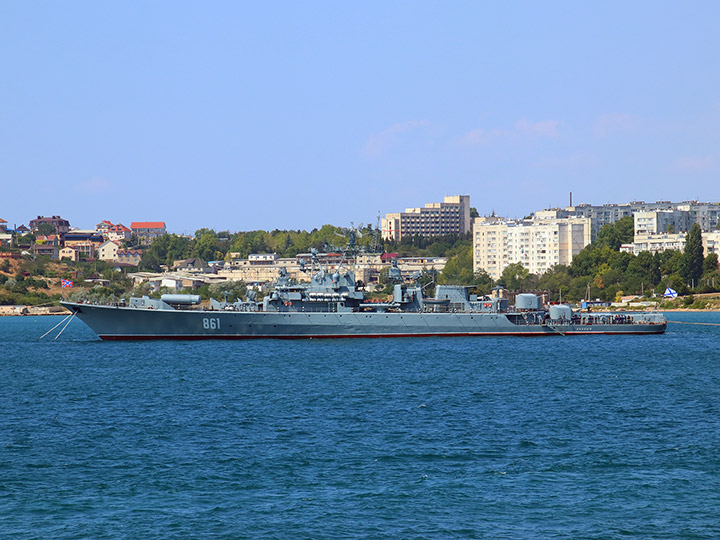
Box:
131 221 166 229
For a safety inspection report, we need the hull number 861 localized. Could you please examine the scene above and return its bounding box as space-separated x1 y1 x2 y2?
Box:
203 317 221 330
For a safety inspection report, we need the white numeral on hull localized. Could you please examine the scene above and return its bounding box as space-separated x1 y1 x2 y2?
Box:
203 317 221 330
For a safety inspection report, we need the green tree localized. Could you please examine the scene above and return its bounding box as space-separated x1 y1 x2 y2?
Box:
438 245 475 284
208 280 247 301
139 250 162 271
703 252 718 275
471 269 494 294
538 265 571 302
499 262 529 290
594 216 634 251
37 222 56 236
679 223 703 287
193 233 220 262
625 251 660 293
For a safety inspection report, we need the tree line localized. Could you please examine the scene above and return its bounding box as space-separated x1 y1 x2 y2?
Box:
138 225 474 271
137 217 720 302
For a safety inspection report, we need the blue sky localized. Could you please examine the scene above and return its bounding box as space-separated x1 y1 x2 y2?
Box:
1 1 718 234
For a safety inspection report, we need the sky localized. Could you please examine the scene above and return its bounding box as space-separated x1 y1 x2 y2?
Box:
1 1 719 234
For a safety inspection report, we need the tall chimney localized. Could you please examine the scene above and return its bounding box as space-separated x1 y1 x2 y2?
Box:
570 191 573 207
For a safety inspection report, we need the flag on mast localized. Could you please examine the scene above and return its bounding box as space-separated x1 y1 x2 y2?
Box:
663 287 677 298
61 279 73 288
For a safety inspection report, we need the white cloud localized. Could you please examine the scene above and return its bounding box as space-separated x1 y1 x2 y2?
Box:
363 120 430 157
458 118 560 146
515 118 559 137
459 128 491 145
594 113 639 137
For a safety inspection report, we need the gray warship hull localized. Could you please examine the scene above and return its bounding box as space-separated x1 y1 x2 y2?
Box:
60 301 667 340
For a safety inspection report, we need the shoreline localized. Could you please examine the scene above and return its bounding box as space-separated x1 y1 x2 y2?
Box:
0 306 70 316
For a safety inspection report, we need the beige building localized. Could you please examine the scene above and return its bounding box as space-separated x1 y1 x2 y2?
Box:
59 247 80 262
473 217 592 279
63 240 96 259
97 240 121 261
117 249 143 266
218 252 449 287
382 195 471 241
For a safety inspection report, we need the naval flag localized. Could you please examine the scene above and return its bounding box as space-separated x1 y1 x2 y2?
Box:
663 287 678 298
61 279 73 288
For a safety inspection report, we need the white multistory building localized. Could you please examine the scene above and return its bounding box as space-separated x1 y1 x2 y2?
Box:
620 231 720 256
382 195 471 242
472 217 592 280
633 211 692 235
539 200 720 239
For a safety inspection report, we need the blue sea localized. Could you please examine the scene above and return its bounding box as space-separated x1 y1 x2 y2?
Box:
2 312 720 539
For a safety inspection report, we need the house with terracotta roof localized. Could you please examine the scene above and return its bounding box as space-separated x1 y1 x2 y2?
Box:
107 223 132 243
131 221 166 244
35 235 61 246
96 220 115 233
0 218 7 233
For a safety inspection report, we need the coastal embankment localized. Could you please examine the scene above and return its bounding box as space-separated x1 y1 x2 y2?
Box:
0 305 69 316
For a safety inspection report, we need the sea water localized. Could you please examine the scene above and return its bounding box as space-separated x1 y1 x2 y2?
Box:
1 313 719 539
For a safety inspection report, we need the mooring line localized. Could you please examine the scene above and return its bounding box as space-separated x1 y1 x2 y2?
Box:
39 313 72 340
667 320 720 326
53 311 77 341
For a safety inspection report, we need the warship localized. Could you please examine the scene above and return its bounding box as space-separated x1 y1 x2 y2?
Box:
60 249 666 340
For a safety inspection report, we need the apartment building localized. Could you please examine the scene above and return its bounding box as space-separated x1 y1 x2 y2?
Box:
634 211 692 235
540 200 720 239
676 202 720 231
381 195 471 242
473 217 592 280
131 221 167 244
620 231 720 256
